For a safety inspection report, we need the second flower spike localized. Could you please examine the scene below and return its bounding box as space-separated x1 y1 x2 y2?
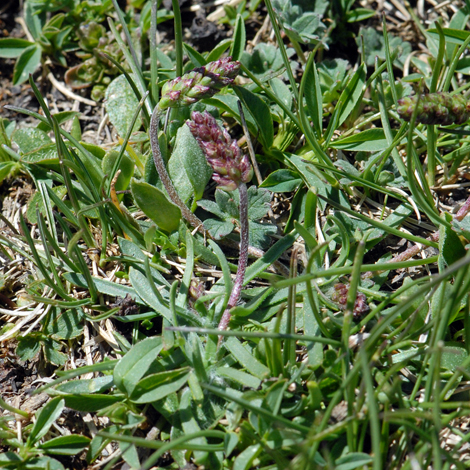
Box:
397 91 470 126
187 111 253 191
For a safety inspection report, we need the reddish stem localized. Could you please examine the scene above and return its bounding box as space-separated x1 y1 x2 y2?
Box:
218 182 249 332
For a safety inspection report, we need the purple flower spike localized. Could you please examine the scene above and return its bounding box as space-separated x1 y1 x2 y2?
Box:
158 57 240 110
397 92 470 126
187 111 253 191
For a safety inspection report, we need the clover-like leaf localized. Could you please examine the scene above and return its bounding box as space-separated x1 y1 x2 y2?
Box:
198 187 275 249
271 0 328 45
240 43 297 81
357 27 411 69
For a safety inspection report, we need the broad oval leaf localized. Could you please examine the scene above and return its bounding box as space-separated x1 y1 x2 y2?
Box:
12 128 52 154
331 128 397 152
114 336 164 395
130 367 190 403
38 435 91 455
230 14 246 61
337 64 366 127
335 453 373 470
105 74 141 137
128 267 173 323
61 393 123 412
233 85 274 149
0 38 34 58
131 178 181 232
102 150 134 195
55 376 114 394
260 169 301 192
28 397 64 446
13 44 42 85
167 124 212 207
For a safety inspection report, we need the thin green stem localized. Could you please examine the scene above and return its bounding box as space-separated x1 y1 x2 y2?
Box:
264 0 299 104
150 0 159 106
171 0 183 77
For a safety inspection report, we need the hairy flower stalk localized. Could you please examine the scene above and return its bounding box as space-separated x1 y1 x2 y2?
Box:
149 57 240 231
187 111 253 331
397 92 470 126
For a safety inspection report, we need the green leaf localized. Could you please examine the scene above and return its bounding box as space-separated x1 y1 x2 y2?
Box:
337 63 366 127
441 343 469 372
43 338 67 366
114 336 164 395
63 272 141 300
204 95 258 135
230 14 246 61
440 221 466 266
246 186 272 220
206 38 233 62
224 337 270 379
26 186 67 224
233 85 274 148
55 376 114 394
17 335 41 361
240 43 296 82
128 267 173 322
244 231 297 283
358 26 411 69
102 149 134 194
427 28 470 45
183 42 206 67
105 74 141 137
303 58 322 137
216 366 262 389
180 388 208 464
12 128 51 153
345 8 375 22
0 38 34 58
271 0 328 45
27 397 64 446
197 198 229 220
130 367 190 403
43 308 84 340
24 456 64 470
248 220 277 250
24 1 45 40
269 77 292 111
331 128 397 151
0 453 21 468
260 169 301 192
60 394 123 412
202 217 235 240
37 111 80 132
233 443 262 470
335 453 374 470
12 44 42 85
0 162 21 183
167 124 212 207
22 143 59 165
38 435 90 455
131 178 181 232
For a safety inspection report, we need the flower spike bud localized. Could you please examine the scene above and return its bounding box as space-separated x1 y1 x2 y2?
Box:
397 92 470 126
158 57 240 110
187 111 253 191
331 283 369 320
